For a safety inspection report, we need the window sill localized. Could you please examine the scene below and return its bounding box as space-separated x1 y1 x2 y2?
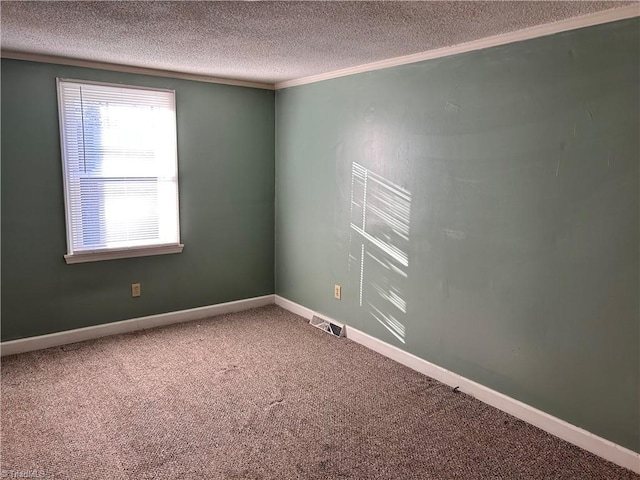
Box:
64 244 184 264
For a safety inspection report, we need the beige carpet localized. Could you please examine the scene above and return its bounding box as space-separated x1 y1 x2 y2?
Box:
1 305 637 479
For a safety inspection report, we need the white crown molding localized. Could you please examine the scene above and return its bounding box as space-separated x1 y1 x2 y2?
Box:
0 294 275 356
0 51 275 90
3 6 637 92
274 295 640 474
275 5 640 90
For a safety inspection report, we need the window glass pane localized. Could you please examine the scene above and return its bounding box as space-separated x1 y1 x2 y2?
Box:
58 80 180 256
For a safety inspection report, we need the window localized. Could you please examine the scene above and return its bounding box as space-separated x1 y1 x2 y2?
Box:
57 79 183 264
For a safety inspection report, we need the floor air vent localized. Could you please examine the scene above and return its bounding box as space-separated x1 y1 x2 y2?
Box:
310 315 345 337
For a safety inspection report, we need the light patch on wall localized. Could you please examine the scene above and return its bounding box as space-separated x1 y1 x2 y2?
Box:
349 161 411 344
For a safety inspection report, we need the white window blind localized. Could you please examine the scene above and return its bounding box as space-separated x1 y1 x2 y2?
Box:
57 79 182 263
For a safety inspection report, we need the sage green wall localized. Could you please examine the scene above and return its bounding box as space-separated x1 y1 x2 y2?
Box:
275 19 639 452
1 59 275 341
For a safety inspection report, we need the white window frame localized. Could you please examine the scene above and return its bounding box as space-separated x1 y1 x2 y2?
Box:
57 78 184 264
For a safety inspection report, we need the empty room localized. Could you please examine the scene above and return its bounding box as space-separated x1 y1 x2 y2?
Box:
1 1 639 479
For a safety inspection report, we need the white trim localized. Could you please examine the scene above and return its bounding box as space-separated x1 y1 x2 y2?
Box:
274 295 640 473
57 77 183 263
3 6 637 92
346 327 640 474
0 51 274 90
0 294 275 356
275 5 640 89
58 77 176 93
64 243 185 264
274 295 315 320
2 293 638 471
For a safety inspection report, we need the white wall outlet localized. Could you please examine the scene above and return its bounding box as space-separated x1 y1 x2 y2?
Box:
131 283 141 297
334 284 341 300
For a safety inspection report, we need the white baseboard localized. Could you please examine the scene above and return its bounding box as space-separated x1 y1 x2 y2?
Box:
274 295 640 474
3 293 638 472
0 294 275 357
274 295 315 320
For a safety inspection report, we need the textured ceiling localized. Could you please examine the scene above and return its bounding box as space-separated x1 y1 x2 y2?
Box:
0 1 634 85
